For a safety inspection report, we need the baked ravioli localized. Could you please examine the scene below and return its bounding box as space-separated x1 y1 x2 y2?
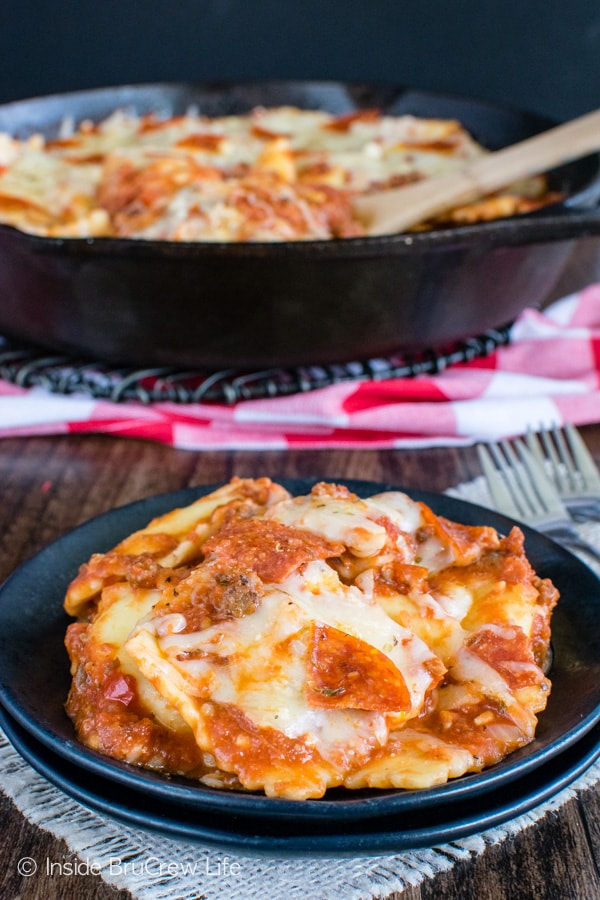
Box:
0 106 560 241
64 478 558 799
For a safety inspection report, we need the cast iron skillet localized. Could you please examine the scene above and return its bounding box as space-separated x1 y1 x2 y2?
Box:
0 80 599 370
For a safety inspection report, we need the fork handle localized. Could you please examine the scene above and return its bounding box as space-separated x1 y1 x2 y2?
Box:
564 500 600 523
543 526 600 565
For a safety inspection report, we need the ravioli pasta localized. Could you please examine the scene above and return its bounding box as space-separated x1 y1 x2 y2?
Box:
62 478 558 800
0 106 560 241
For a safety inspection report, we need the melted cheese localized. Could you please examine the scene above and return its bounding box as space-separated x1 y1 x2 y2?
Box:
0 105 557 241
64 476 289 616
63 477 558 799
266 494 390 557
279 560 443 715
124 558 444 796
128 591 391 780
91 584 188 732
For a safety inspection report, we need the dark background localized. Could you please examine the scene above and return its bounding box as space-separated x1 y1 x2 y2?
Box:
1 1 599 120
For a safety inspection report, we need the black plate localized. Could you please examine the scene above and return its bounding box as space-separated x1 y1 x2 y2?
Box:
1 704 598 857
0 479 599 828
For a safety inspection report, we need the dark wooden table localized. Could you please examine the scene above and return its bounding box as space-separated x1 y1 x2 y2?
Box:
0 429 599 900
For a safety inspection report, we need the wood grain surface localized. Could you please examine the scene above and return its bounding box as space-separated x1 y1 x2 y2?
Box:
0 432 599 900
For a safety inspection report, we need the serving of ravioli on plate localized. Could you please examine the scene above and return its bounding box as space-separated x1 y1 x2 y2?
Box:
63 477 558 800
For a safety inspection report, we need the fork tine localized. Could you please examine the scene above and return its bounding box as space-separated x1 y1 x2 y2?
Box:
551 425 581 491
513 439 565 515
563 422 600 491
476 437 600 562
525 428 551 475
527 423 600 497
476 444 523 520
542 426 576 493
490 440 541 515
526 425 574 493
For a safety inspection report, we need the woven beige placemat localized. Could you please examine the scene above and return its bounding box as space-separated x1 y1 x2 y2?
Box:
1 476 598 900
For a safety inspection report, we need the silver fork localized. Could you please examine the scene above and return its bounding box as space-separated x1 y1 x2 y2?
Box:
477 437 600 564
525 423 600 522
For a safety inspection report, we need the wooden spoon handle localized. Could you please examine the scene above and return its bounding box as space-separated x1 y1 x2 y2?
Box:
353 107 600 236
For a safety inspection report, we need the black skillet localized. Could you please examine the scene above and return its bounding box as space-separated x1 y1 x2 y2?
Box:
0 81 599 370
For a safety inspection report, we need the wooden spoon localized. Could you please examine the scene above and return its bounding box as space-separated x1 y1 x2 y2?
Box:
352 107 600 236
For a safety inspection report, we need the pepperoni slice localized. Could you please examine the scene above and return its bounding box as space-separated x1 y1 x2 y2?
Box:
306 622 411 711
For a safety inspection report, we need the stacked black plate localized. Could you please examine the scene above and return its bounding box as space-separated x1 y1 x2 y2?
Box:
0 479 599 857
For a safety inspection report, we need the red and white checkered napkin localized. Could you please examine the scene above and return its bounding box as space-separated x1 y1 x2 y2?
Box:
3 283 600 450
